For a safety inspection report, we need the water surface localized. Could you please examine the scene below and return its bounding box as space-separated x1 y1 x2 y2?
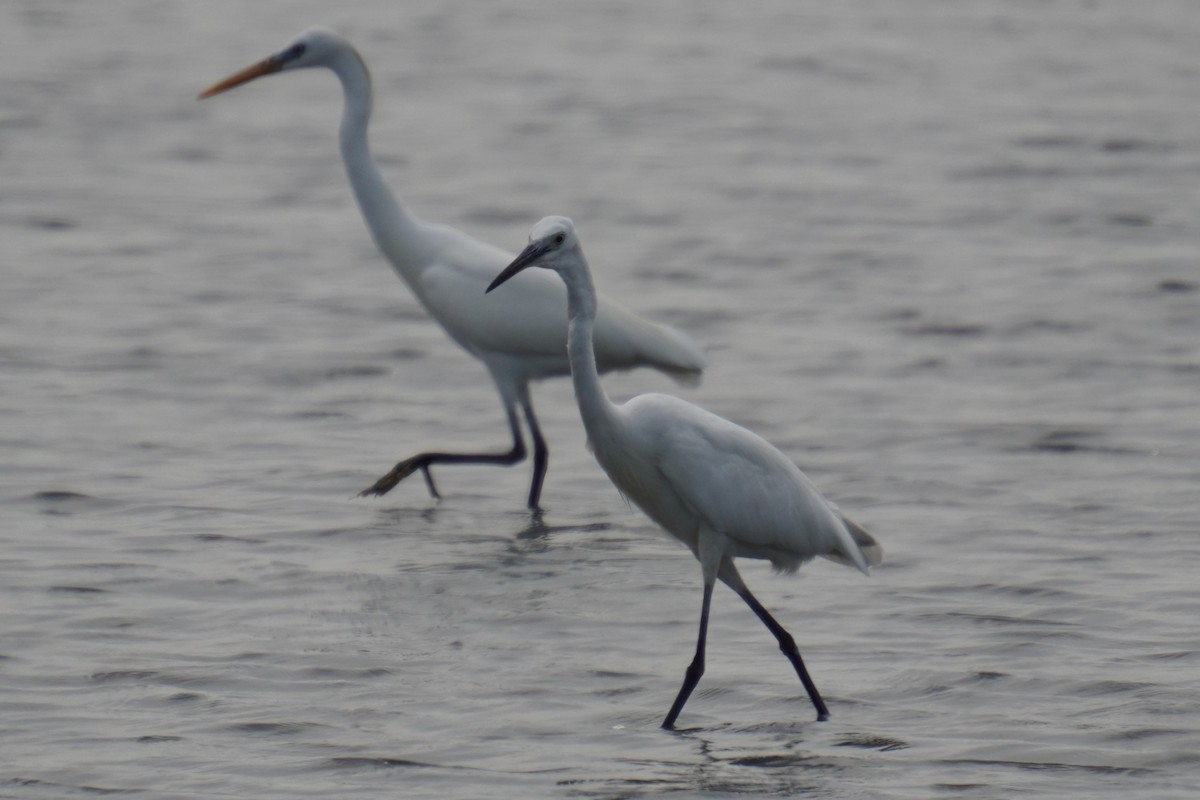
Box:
2 2 1198 798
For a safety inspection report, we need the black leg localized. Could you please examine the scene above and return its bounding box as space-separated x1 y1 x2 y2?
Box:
521 398 548 510
734 586 830 721
662 580 714 730
358 406 527 498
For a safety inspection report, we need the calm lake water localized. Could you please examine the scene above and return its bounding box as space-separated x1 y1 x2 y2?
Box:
2 1 1198 798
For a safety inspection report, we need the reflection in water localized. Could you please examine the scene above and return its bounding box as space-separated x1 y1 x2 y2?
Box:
562 728 838 797
514 509 611 541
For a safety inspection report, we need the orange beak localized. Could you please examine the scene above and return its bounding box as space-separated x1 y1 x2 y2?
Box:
197 57 283 100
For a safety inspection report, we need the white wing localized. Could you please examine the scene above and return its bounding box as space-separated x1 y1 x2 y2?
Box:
628 394 874 574
417 233 572 363
415 226 706 378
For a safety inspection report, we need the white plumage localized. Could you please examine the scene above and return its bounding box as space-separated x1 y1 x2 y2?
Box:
199 28 706 508
488 216 881 728
617 394 877 572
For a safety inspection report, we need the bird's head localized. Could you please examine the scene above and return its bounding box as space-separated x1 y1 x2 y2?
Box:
198 27 351 99
486 216 579 293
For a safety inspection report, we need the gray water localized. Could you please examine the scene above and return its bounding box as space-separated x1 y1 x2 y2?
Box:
3 1 1198 797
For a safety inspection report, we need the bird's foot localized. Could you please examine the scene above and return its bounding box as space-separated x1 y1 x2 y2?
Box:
357 457 440 499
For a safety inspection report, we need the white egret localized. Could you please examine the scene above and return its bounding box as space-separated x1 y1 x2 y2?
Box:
197 29 706 508
487 217 882 729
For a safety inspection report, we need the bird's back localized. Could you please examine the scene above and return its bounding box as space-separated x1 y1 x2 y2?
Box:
412 223 706 382
604 393 878 574
593 300 707 383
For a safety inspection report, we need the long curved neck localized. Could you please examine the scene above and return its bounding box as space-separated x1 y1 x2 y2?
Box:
561 256 622 440
327 46 428 278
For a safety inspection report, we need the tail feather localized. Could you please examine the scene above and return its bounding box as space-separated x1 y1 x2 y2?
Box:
843 515 883 568
821 514 883 574
643 321 708 384
594 298 708 383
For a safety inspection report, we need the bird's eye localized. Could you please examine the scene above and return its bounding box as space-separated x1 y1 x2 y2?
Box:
288 42 307 59
554 234 565 245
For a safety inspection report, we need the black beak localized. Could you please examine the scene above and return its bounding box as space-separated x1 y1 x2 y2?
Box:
486 241 547 293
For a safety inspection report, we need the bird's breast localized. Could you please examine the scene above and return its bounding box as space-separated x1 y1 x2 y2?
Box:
590 435 699 553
